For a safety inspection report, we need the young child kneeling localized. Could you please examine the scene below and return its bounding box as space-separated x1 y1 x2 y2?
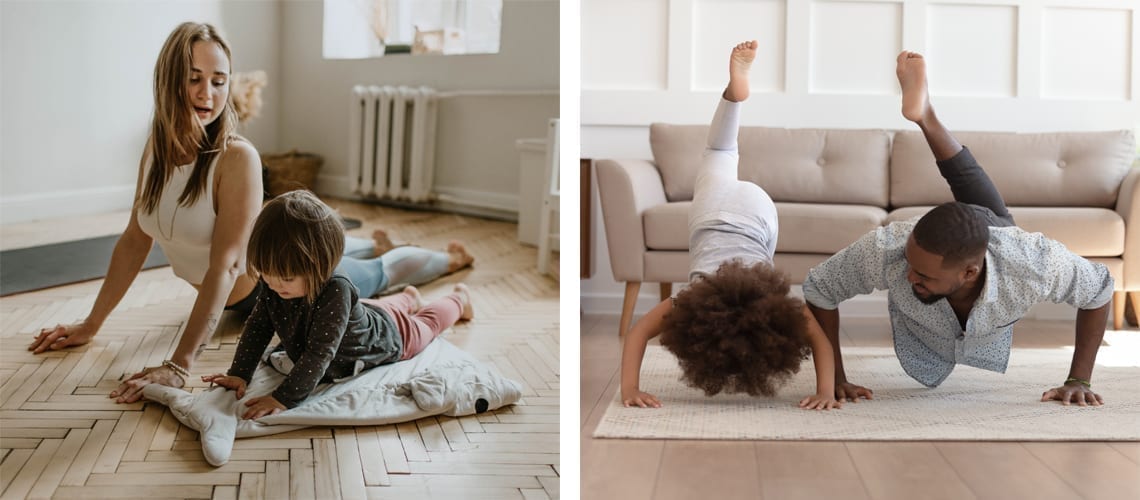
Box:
204 190 474 419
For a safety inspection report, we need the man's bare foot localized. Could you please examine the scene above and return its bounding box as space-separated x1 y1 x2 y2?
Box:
402 286 424 313
454 283 474 321
446 241 475 273
372 229 397 257
897 50 930 122
724 40 757 102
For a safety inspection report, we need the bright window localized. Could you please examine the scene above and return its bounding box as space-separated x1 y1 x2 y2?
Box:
323 0 503 59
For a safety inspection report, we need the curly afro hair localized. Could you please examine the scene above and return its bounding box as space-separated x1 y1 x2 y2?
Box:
659 260 811 397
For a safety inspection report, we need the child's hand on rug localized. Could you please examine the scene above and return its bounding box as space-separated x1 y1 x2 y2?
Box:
835 381 874 403
622 389 662 408
243 395 287 419
202 374 247 399
799 392 843 410
1041 382 1103 407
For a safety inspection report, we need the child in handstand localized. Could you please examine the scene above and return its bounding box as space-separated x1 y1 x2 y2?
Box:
621 41 841 410
203 190 474 419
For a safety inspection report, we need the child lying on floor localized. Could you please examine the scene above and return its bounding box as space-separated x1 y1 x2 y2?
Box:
203 190 474 419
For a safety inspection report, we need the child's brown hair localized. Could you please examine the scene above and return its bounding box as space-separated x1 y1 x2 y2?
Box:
247 190 344 302
659 260 811 397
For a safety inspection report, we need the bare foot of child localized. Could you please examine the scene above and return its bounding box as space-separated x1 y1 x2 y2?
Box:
454 283 474 321
724 40 756 103
896 50 929 122
372 229 397 257
446 241 475 273
402 286 424 313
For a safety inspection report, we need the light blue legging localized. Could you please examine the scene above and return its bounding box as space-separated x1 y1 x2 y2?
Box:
343 235 376 259
337 237 451 297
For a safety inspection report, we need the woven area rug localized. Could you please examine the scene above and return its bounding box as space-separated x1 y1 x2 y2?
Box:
594 346 1140 440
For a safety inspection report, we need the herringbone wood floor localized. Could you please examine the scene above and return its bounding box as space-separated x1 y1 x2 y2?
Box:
0 199 560 499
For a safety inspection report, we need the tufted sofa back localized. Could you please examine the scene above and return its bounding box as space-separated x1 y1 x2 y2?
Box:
890 130 1135 208
650 124 891 206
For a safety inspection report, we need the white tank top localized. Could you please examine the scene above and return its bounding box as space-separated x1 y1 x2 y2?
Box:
136 154 220 285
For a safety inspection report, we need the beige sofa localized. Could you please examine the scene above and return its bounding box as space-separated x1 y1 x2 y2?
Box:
596 125 1137 336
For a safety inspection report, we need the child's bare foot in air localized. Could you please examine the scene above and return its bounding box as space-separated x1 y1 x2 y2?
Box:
372 229 397 256
896 50 930 123
453 283 475 321
724 40 756 102
446 241 475 273
402 286 424 313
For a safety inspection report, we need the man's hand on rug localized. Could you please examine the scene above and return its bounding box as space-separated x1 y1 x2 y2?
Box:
835 381 873 403
799 392 843 410
202 374 247 399
243 395 286 419
1041 383 1103 407
622 389 662 408
111 365 185 403
29 322 97 353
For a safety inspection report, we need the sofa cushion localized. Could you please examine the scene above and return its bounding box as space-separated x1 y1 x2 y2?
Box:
890 130 1135 208
774 203 887 253
886 206 1124 257
643 202 690 250
643 201 886 254
650 124 891 206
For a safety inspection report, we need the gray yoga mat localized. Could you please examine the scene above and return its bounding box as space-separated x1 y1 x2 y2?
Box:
0 218 362 297
0 235 168 296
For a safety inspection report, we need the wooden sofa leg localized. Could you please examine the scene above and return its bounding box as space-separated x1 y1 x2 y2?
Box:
1112 291 1125 330
660 283 673 302
620 282 641 337
1129 291 1140 328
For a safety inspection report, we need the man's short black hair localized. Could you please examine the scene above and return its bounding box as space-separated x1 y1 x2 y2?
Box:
912 202 990 267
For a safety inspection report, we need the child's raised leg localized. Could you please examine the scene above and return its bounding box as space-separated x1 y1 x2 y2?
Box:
693 40 754 198
362 284 472 360
689 40 779 245
898 51 1014 227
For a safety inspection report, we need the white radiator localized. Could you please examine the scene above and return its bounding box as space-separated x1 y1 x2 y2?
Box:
348 85 439 202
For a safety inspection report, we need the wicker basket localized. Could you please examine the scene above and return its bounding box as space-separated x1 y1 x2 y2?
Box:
262 150 323 197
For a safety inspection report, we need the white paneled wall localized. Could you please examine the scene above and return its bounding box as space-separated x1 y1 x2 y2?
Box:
692 1 786 93
925 3 1017 98
810 1 902 95
1041 7 1132 101
581 0 669 90
582 0 1140 315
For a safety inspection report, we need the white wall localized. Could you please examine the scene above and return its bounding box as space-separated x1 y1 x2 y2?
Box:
0 0 558 224
278 0 559 216
582 0 1140 315
0 0 281 224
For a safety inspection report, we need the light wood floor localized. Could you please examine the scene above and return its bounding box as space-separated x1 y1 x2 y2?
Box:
581 313 1140 500
0 199 560 499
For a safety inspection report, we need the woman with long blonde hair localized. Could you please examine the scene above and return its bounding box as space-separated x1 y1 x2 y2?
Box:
28 22 473 403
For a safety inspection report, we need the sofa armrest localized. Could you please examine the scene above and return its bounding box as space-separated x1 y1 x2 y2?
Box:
595 159 669 282
1115 167 1140 290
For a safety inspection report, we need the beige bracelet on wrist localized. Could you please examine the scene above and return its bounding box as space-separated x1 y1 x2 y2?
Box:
161 359 191 380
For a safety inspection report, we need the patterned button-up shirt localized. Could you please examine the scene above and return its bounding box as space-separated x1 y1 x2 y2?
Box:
802 220 1113 387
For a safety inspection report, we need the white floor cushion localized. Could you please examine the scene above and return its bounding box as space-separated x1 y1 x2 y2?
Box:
143 339 523 465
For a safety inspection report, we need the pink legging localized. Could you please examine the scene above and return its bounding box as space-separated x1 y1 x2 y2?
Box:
361 292 464 360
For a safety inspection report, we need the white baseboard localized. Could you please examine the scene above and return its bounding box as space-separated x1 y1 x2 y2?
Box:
0 185 135 224
315 174 521 220
434 186 519 214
